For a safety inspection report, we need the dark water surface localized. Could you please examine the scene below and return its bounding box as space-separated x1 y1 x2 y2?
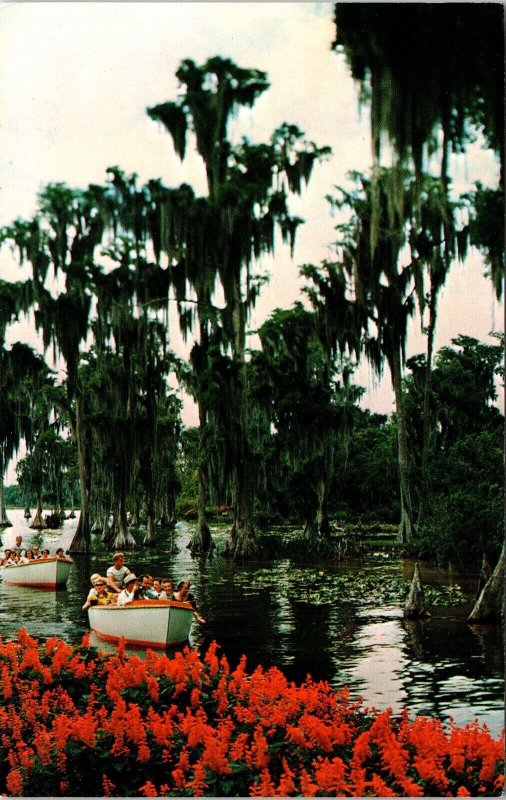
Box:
1 510 503 736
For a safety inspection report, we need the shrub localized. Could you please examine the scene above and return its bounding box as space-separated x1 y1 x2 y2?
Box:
0 629 503 797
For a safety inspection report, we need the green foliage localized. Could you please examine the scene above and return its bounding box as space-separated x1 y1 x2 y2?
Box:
0 46 501 566
334 4 504 172
333 3 504 302
406 335 504 563
148 55 331 555
466 183 505 299
336 418 399 522
225 560 467 608
3 484 25 508
248 303 364 539
0 342 54 496
417 431 504 565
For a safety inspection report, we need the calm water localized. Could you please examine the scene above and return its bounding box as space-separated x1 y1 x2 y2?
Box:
1 510 503 736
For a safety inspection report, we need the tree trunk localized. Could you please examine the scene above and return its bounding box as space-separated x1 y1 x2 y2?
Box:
391 347 415 543
302 516 318 542
143 486 156 547
112 492 137 549
23 506 32 519
474 552 492 603
144 512 155 546
228 454 259 559
165 489 177 527
101 513 114 545
303 466 331 548
226 272 259 559
468 545 505 624
67 489 76 519
0 474 12 528
91 517 102 534
130 500 140 529
189 466 213 554
404 562 429 619
189 315 213 554
317 466 331 539
30 502 46 530
68 395 92 553
418 294 437 525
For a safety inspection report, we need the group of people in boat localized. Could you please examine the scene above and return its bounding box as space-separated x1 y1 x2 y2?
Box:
82 552 205 623
1 542 71 566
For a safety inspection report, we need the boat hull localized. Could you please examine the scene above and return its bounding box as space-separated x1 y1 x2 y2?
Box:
88 600 194 648
1 558 71 589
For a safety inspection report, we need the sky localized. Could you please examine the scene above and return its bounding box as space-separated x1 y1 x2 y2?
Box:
0 2 503 481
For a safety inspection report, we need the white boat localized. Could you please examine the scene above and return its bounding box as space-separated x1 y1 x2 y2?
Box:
1 557 72 589
88 600 194 648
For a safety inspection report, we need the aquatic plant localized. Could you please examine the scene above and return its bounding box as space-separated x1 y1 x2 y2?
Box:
0 629 502 796
226 562 468 608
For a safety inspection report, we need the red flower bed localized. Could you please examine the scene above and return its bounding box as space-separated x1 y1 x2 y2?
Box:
0 629 503 797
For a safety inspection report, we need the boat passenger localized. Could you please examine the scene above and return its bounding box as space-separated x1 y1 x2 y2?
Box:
25 549 34 560
117 573 140 606
86 577 116 608
153 579 162 595
14 535 25 555
82 573 101 610
40 549 50 560
16 552 30 565
56 547 72 562
31 546 41 560
106 552 130 594
1 549 14 566
159 579 175 600
174 580 206 624
139 574 159 599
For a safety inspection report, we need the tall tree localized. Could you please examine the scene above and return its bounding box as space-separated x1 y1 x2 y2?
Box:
1 185 111 550
251 303 362 546
333 3 504 283
0 342 51 528
405 335 504 564
0 279 34 526
409 177 467 522
148 56 330 557
89 170 178 547
304 168 423 542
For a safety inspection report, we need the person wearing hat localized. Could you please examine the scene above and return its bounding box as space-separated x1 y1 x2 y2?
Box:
117 574 140 606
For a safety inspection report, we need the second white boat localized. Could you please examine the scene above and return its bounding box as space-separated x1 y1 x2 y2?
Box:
1 558 72 589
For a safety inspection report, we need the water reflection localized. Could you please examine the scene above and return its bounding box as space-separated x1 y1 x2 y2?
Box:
0 510 503 735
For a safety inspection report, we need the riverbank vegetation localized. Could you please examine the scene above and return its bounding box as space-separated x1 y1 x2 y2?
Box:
4 331 502 567
0 629 503 797
0 5 503 575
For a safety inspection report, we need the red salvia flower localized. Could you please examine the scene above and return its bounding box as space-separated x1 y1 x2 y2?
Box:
0 630 502 798
5 766 23 796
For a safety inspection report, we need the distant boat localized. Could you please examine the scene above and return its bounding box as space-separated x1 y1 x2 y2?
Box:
1 558 72 589
88 600 194 648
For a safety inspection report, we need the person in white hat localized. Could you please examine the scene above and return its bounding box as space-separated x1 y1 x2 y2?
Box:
117 574 140 606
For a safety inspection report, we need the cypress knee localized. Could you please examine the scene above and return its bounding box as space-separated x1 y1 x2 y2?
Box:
468 545 505 625
404 562 429 619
